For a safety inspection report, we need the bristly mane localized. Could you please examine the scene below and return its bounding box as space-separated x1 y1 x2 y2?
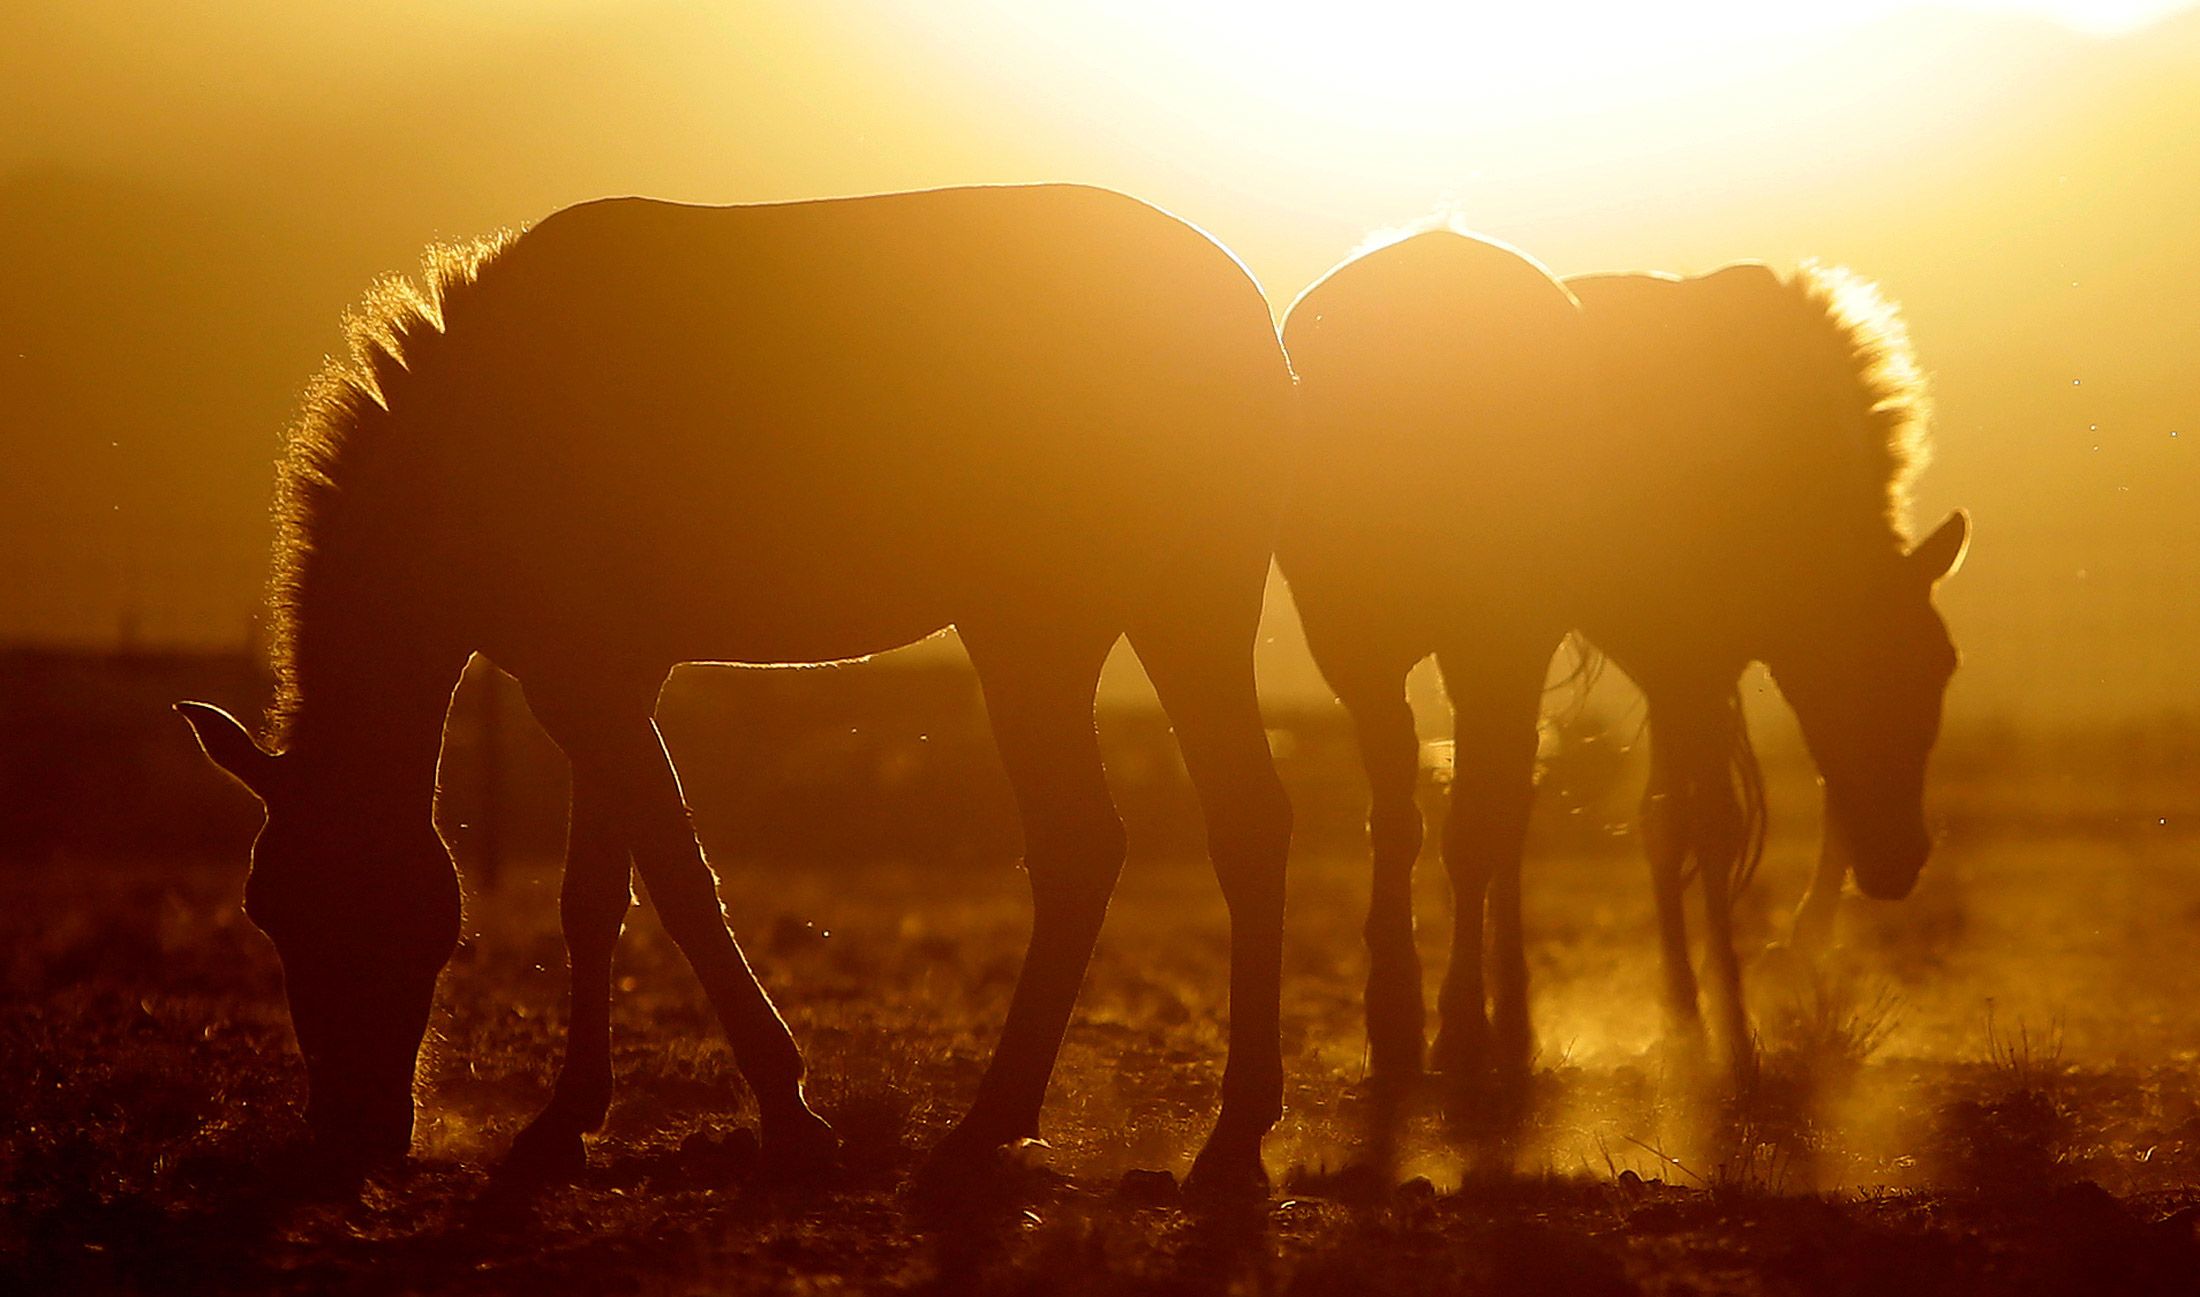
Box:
1788 261 1933 540
1702 263 1930 901
265 233 516 742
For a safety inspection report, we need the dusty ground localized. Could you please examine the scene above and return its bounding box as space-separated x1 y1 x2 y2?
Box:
8 821 2200 1295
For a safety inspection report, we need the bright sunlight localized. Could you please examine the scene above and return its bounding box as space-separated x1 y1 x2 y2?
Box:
883 0 2192 232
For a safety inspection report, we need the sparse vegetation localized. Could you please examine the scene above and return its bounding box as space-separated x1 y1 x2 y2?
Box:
9 827 2200 1294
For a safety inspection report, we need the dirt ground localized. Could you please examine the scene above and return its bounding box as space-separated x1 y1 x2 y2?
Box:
9 821 2200 1295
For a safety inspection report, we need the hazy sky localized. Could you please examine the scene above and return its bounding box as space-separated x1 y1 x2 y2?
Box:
7 2 2193 161
3 1 2196 723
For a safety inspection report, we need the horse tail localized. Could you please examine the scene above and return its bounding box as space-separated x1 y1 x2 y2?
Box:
1549 632 1606 725
1725 687 1768 898
1670 688 1765 899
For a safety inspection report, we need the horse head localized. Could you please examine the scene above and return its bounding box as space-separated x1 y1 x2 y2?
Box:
176 702 461 1169
1763 509 1968 900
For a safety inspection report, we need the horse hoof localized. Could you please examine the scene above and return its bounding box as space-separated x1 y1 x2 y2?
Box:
911 1134 1060 1203
1428 1028 1490 1078
1366 1037 1427 1086
1757 940 1812 980
1184 1143 1269 1203
1716 1029 1759 1084
1655 1021 1712 1081
758 1111 843 1182
499 1122 587 1183
273 1139 374 1199
1491 1025 1536 1077
1351 1067 1424 1107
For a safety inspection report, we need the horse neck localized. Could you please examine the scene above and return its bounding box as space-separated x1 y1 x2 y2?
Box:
1749 513 1907 618
1586 506 1896 682
281 599 469 808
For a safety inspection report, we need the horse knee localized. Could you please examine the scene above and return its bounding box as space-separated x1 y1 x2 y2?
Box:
1641 787 1681 848
560 871 630 954
1218 781 1292 863
1692 794 1743 856
1365 792 1420 951
1369 795 1424 866
630 851 732 954
1022 810 1128 906
650 888 733 954
1442 842 1497 896
1446 739 1536 854
1207 781 1291 912
1442 799 1524 891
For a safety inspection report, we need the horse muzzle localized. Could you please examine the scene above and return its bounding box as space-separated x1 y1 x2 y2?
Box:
1848 827 1931 900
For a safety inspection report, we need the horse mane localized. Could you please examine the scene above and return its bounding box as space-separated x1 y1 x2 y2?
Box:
1786 261 1933 540
1346 207 1477 260
265 232 516 742
1696 263 1928 899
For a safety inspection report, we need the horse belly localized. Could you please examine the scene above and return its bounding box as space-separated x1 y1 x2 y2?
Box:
464 470 967 670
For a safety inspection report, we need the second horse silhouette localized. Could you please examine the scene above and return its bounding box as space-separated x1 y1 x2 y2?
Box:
1280 227 1966 1083
178 185 1295 1195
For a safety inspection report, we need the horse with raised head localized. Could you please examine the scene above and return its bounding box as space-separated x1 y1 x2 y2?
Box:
1278 228 1965 1081
177 184 1295 1193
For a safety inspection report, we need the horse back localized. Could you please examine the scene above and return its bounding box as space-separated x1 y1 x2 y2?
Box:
402 186 1289 662
1565 266 1810 513
1276 230 1589 625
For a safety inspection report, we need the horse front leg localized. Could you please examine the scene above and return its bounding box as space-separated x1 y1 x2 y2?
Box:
502 762 633 1177
1785 809 1845 958
613 718 838 1167
1133 617 1294 1196
1694 786 1754 1079
1485 843 1531 1075
1430 642 1551 1081
1648 696 1754 1078
1342 680 1427 1086
529 673 833 1173
1641 734 1704 1046
924 617 1123 1181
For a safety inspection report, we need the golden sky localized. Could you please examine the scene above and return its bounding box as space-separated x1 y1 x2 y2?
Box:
2 1 2196 723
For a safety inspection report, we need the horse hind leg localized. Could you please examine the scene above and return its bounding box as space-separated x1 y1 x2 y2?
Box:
1431 641 1551 1082
1337 673 1428 1087
1757 828 1845 1000
1644 701 1752 1078
500 748 633 1179
1130 614 1293 1195
1784 821 1846 958
1641 762 1706 1048
1694 792 1755 1080
527 672 837 1172
1485 835 1531 1076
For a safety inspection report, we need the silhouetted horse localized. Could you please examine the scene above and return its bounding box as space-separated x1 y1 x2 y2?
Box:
178 184 1294 1193
1279 228 1965 1081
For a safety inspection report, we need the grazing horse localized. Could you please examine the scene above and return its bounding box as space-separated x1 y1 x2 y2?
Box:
1278 228 1965 1082
177 184 1295 1193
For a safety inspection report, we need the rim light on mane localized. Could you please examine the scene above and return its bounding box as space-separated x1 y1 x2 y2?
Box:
1792 260 1933 540
266 232 516 743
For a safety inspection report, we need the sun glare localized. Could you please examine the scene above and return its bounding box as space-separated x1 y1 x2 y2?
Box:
930 1 2184 147
876 0 2191 248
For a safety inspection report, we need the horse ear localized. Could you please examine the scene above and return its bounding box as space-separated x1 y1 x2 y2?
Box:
175 701 280 801
1907 509 1970 584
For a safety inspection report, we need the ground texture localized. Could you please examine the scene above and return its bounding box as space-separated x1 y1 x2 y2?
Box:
8 827 2200 1295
